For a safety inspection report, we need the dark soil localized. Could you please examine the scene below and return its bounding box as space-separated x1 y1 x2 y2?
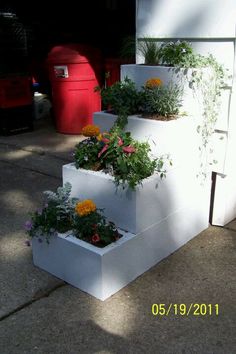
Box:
138 114 179 121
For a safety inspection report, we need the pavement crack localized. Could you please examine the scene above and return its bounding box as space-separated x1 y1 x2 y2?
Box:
0 159 61 180
0 283 66 322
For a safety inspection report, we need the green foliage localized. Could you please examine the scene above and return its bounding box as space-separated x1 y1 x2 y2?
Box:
72 209 120 247
137 38 162 65
140 84 183 117
74 127 168 189
159 40 199 67
25 183 78 243
95 77 141 117
25 183 121 248
74 137 101 170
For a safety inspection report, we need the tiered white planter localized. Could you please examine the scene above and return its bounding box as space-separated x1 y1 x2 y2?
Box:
32 85 211 301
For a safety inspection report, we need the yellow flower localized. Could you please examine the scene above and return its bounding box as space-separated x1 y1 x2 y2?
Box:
75 200 96 216
81 125 100 137
145 78 163 88
96 133 103 141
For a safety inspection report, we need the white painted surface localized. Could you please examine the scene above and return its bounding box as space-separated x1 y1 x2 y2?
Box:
32 189 210 301
211 173 236 226
63 163 208 234
211 84 236 225
136 0 236 225
136 0 236 38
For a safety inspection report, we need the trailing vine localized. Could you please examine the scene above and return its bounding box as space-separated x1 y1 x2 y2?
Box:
188 54 229 178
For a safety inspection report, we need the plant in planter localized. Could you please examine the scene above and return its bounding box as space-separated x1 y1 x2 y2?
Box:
159 40 201 67
137 37 162 65
95 77 141 129
121 39 229 177
25 182 78 243
140 77 184 119
96 76 184 124
74 124 168 189
94 77 194 164
73 199 121 247
25 182 121 248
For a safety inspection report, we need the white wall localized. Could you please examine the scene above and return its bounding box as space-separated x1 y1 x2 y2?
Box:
136 0 236 225
136 0 236 38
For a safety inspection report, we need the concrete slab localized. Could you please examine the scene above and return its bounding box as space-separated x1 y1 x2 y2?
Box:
0 226 236 353
0 117 84 161
0 145 66 180
225 218 236 231
0 161 64 318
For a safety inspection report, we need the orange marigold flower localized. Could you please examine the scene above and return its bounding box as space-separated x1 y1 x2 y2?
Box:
81 125 100 137
145 78 163 88
75 199 96 216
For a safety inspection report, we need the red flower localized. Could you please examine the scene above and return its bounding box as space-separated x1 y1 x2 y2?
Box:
118 137 123 146
123 145 136 153
92 234 100 243
98 144 109 158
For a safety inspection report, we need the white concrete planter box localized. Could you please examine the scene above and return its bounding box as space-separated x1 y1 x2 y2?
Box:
32 189 210 301
63 163 207 234
120 64 209 117
93 111 199 166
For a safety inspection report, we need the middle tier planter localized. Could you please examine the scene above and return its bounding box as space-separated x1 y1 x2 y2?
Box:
63 163 208 234
93 111 200 167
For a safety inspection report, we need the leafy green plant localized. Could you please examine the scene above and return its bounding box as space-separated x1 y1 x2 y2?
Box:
25 183 78 243
74 137 101 170
95 77 140 115
137 38 162 65
159 40 200 67
140 82 183 117
95 77 141 128
73 199 121 247
25 183 121 248
75 125 169 189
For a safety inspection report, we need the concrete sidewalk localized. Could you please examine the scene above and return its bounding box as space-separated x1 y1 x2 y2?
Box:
0 117 236 354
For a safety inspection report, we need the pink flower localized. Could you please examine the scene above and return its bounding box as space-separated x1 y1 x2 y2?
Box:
98 144 109 158
92 234 100 243
123 145 136 153
118 137 123 146
102 137 110 143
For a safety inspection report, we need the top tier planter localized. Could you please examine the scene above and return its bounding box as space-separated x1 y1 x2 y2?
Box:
120 64 209 118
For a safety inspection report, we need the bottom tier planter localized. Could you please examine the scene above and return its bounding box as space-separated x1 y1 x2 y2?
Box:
32 187 210 301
